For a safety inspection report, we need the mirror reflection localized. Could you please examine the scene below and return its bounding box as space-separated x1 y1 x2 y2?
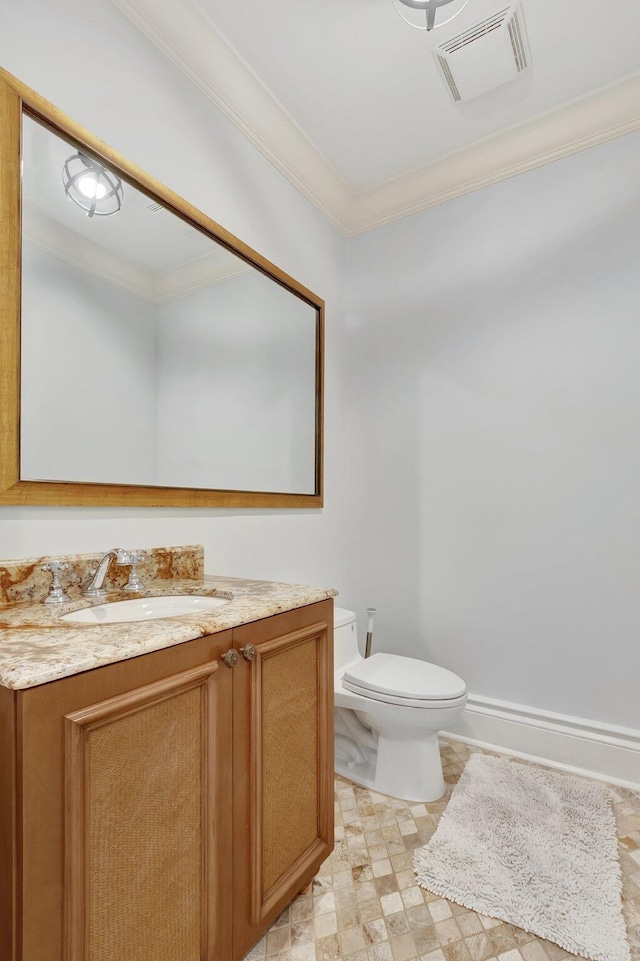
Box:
20 115 319 494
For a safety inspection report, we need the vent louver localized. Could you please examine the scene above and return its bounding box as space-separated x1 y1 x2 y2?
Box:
145 200 164 214
434 3 530 103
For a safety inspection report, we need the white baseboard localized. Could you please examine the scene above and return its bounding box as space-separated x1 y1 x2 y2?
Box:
442 694 640 792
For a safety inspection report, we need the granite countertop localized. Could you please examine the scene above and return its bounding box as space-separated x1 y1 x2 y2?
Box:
0 569 337 691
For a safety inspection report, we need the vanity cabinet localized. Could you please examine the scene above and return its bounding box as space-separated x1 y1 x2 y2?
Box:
232 609 333 959
0 599 333 961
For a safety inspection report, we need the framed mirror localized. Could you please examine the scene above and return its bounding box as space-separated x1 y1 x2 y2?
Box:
0 69 323 508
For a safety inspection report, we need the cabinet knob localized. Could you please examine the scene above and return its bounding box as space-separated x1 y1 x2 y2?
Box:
239 644 257 662
222 648 240 668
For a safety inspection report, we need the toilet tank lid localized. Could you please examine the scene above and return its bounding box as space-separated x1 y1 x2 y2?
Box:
334 607 356 628
344 652 466 701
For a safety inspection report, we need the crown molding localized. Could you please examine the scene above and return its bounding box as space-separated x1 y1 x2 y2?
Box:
349 71 640 235
108 0 353 233
109 0 640 236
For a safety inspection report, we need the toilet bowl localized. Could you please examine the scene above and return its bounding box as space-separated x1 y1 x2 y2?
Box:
334 607 467 803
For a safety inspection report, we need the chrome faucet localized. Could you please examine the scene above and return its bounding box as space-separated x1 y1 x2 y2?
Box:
83 549 126 598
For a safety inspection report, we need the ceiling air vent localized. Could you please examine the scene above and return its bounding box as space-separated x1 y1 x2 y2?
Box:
433 3 530 103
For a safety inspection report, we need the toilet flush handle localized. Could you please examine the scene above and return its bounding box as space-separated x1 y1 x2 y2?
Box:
365 608 377 659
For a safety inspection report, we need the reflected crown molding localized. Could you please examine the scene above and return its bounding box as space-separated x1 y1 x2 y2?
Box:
23 210 252 304
109 0 640 237
23 212 155 300
154 254 252 304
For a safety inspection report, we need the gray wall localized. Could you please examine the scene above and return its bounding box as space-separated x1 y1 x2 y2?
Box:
346 130 640 729
0 0 348 592
3 0 640 734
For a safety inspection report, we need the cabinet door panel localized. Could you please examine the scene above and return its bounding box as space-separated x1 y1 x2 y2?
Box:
233 601 334 958
18 630 233 961
258 631 325 904
65 665 218 961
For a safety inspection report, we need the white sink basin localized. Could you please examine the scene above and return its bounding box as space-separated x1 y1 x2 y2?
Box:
60 595 231 625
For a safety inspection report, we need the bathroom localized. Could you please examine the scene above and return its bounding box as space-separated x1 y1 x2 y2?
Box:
0 0 639 960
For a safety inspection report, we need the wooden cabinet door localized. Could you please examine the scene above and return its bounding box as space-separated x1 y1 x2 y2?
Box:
17 631 235 961
232 601 334 960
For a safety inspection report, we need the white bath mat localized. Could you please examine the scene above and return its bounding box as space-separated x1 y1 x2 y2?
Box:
414 754 630 961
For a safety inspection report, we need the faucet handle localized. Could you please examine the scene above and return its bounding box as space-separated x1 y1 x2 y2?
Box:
121 550 146 593
42 561 71 605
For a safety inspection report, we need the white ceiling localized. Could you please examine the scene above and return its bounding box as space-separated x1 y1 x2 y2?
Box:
110 0 640 233
198 0 640 190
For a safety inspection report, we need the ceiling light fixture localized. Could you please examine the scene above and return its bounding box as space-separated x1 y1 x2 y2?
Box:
390 0 472 31
62 152 123 217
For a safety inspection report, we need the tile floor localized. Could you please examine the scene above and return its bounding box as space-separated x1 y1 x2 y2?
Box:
243 739 640 961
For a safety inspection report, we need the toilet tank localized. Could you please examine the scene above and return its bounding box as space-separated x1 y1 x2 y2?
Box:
334 607 359 671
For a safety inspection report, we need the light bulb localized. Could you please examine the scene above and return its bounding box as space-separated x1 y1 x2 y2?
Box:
77 174 107 201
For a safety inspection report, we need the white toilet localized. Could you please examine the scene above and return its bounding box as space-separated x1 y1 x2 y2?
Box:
334 607 467 803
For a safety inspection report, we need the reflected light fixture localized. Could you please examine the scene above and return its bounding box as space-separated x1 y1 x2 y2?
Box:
62 151 123 217
390 0 472 31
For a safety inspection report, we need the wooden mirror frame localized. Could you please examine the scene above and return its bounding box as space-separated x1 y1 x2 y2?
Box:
0 68 324 508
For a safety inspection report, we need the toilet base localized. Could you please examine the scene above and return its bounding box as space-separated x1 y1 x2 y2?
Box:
335 755 379 794
334 669 466 803
335 731 446 803
376 733 445 802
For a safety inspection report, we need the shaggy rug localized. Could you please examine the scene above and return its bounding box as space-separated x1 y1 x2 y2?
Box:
414 754 630 961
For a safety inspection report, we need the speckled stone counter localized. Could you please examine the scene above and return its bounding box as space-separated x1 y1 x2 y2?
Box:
0 544 205 605
0 546 337 690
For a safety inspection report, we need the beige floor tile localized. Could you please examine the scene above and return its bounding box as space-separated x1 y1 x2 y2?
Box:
390 932 418 961
385 912 410 937
434 918 462 946
368 944 394 961
291 944 318 961
315 913 339 939
360 898 384 922
439 941 471 961
457 914 483 938
465 933 493 961
519 945 549 961
428 900 453 923
315 893 337 916
364 918 389 945
381 892 405 916
376 876 400 897
292 921 316 946
339 928 367 955
243 742 640 961
414 930 440 956
266 926 291 955
317 934 343 961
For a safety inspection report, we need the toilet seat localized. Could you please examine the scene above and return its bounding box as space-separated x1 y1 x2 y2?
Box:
342 652 467 709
